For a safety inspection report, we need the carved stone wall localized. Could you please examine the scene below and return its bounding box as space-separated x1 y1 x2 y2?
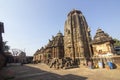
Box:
33 47 45 62
50 32 64 59
92 42 113 55
64 9 92 59
33 32 64 62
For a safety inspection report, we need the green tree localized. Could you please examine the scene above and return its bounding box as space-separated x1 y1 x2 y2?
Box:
3 41 10 52
113 38 120 47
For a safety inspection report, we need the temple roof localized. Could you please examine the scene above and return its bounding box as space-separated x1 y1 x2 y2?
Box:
56 31 63 37
45 32 64 48
67 9 82 16
45 40 53 48
92 28 114 44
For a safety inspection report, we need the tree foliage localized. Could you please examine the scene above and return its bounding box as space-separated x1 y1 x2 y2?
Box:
3 41 10 52
113 38 120 47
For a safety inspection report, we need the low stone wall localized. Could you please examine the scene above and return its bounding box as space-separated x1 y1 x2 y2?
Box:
78 56 120 68
112 56 120 68
91 56 120 68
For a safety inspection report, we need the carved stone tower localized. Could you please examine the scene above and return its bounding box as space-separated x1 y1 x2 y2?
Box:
64 9 92 60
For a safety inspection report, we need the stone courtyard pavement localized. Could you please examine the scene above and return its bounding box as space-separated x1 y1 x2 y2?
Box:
0 63 120 80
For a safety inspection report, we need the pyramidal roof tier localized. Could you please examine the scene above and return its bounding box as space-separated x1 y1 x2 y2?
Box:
56 31 63 37
92 28 114 44
67 9 82 16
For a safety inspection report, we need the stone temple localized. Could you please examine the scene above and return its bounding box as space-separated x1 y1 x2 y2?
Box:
92 28 115 56
64 9 92 60
33 9 118 67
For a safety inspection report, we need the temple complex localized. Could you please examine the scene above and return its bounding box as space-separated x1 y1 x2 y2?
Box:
33 9 118 67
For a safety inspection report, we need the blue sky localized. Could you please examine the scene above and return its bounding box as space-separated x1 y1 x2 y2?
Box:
0 0 120 56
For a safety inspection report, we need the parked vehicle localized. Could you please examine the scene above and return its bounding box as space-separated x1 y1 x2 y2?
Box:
114 46 120 55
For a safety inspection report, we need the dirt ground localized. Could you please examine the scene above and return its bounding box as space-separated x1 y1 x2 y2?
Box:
0 63 120 80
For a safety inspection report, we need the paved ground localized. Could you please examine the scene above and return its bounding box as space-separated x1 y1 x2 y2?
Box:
0 63 120 80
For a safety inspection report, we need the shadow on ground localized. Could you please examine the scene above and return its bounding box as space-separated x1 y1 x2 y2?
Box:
0 63 88 80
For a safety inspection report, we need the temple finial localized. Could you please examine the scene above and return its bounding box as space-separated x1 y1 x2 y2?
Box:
59 30 61 33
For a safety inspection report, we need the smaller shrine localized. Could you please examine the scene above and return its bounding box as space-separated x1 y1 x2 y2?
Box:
50 31 64 59
33 31 64 64
92 28 115 57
